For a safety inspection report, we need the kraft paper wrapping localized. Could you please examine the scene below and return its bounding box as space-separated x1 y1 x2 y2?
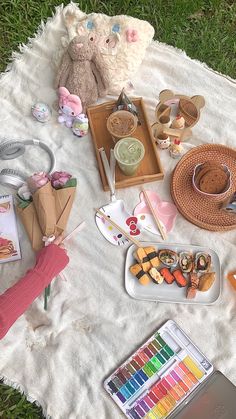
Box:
17 183 77 251
32 182 59 237
54 186 76 232
17 203 44 251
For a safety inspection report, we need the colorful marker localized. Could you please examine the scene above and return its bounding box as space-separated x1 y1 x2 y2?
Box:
155 334 166 347
151 339 161 351
161 378 180 401
178 361 198 384
148 343 158 355
170 370 189 393
175 365 194 389
166 374 185 398
182 356 204 380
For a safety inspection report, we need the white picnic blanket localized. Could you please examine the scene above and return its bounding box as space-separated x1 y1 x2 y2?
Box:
0 5 236 419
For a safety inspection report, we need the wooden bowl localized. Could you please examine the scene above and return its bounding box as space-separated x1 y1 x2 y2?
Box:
179 99 198 127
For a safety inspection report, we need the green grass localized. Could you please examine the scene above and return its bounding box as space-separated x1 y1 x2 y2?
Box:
0 0 235 417
0 381 44 418
0 0 236 77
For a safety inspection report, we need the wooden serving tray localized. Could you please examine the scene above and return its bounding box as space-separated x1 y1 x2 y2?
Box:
87 98 164 191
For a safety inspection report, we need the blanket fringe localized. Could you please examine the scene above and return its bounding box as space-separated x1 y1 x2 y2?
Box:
1 1 235 86
1 3 235 86
0 373 51 418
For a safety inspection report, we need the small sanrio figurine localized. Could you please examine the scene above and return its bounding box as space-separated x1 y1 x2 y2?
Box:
169 139 184 158
72 114 89 137
32 102 51 122
58 87 82 128
157 134 170 149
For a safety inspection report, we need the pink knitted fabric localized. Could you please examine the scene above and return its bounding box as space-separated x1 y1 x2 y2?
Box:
0 244 69 339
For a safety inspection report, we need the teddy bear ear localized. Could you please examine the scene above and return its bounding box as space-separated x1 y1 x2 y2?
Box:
191 95 205 109
61 36 69 48
159 89 174 103
76 24 86 36
59 87 70 97
64 10 77 29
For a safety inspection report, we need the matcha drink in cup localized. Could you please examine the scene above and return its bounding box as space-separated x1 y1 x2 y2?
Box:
114 137 145 176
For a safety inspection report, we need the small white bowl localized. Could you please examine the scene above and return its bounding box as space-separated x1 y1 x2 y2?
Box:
192 163 231 201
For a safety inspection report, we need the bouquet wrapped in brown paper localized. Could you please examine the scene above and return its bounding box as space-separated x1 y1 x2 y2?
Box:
52 172 77 233
32 181 60 239
17 171 77 308
17 204 43 251
17 172 77 248
17 181 44 251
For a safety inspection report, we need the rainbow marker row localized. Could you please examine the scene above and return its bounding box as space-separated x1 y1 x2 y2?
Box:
127 358 204 419
107 334 175 405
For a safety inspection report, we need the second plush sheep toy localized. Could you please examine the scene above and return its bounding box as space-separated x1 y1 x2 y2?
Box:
55 35 110 111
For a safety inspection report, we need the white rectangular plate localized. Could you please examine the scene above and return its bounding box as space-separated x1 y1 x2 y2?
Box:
125 242 221 305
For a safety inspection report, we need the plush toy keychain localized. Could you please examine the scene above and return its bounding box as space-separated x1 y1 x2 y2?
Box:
72 114 89 137
32 102 51 122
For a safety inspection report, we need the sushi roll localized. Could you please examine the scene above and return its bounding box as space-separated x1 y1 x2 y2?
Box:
160 267 175 284
195 252 211 273
172 269 188 287
186 273 199 299
144 247 161 268
199 272 215 291
149 268 164 284
130 264 150 285
158 249 178 267
133 247 151 272
179 252 193 273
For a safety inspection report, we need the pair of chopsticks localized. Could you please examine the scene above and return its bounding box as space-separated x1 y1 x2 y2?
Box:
96 189 167 246
141 189 167 241
96 208 142 247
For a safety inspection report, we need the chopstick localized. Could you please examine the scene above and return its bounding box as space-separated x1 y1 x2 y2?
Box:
96 208 142 247
62 221 86 243
142 189 167 241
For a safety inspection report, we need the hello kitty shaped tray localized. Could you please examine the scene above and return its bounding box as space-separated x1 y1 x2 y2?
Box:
125 242 221 305
87 98 164 191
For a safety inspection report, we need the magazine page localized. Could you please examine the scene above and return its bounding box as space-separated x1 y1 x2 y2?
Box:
0 195 21 263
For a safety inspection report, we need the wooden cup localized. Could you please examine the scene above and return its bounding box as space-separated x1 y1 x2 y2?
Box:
159 115 170 127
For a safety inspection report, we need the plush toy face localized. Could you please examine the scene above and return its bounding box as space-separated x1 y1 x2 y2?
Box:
68 35 94 61
61 5 155 94
60 103 76 117
58 87 82 117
